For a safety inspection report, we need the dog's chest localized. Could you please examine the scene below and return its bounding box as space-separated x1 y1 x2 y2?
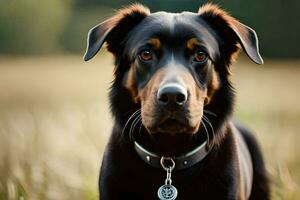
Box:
101 145 239 200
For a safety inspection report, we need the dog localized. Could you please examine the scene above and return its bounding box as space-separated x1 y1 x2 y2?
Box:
84 3 270 200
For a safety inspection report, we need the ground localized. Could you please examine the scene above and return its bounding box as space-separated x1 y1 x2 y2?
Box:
0 54 299 199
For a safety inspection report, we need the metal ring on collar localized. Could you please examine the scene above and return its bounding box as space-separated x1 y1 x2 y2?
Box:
160 156 175 171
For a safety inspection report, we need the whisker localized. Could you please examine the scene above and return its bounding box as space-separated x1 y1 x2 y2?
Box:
129 114 142 142
121 109 141 138
202 114 215 148
201 119 210 147
132 116 142 142
138 121 143 135
203 115 214 129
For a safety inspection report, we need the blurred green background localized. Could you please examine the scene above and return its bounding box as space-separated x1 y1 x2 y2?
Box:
0 0 299 200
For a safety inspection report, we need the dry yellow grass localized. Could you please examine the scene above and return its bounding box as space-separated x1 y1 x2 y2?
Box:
0 54 299 199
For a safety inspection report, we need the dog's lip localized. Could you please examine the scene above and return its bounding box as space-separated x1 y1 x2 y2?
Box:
159 117 184 127
147 117 198 134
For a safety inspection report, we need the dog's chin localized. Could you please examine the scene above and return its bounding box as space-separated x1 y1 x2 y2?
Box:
145 119 200 135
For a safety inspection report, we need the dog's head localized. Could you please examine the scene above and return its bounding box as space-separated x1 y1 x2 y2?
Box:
84 4 262 136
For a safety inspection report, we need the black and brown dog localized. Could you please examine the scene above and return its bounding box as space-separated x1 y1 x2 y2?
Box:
84 3 270 200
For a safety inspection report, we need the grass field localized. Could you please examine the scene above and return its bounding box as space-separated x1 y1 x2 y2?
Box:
0 54 299 200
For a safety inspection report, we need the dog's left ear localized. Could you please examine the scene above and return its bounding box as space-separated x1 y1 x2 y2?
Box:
84 4 150 61
198 4 263 64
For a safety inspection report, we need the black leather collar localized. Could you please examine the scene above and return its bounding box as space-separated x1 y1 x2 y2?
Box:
134 140 211 170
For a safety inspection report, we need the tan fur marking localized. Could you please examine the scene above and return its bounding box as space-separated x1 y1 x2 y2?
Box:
115 3 150 21
104 4 150 38
139 68 167 131
139 68 166 103
205 68 220 105
182 70 205 133
198 3 236 25
124 64 139 103
148 38 161 50
186 38 200 50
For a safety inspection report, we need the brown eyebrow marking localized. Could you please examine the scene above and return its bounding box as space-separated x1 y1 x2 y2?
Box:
148 38 161 50
187 38 200 50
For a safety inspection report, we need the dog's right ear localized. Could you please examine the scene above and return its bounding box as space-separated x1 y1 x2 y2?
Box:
84 4 150 61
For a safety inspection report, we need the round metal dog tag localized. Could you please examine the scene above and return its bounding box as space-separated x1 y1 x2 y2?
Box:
157 184 178 200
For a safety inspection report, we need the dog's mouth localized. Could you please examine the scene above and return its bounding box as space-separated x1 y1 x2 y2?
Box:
145 116 200 135
158 118 187 133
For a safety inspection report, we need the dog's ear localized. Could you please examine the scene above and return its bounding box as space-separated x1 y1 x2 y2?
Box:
198 4 263 65
84 4 150 61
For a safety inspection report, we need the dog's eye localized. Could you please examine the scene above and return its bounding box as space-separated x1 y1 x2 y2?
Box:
193 51 208 63
139 50 153 61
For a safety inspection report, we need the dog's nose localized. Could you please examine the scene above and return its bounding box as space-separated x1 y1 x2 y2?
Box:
157 83 187 106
